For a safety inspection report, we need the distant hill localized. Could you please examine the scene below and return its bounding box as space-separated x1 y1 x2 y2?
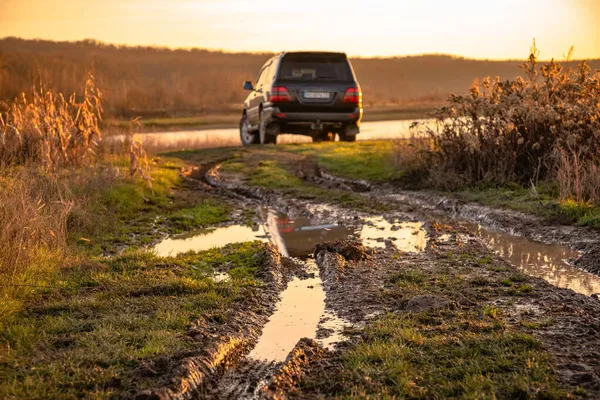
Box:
1 37 598 118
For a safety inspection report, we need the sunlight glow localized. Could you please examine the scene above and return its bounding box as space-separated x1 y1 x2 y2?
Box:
1 0 598 59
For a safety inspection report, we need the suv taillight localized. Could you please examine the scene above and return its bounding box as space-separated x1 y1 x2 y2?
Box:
343 87 362 104
271 86 290 103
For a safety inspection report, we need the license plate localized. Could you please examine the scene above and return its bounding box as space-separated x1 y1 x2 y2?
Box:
303 91 330 99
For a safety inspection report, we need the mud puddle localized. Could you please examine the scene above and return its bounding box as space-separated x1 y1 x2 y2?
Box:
250 212 353 362
154 208 430 398
474 226 600 296
154 225 269 257
249 259 348 363
360 217 428 251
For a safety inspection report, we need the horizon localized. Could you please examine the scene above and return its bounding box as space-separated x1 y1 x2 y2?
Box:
1 0 599 61
3 36 600 63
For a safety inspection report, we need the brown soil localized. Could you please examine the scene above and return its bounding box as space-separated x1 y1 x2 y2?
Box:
142 152 600 398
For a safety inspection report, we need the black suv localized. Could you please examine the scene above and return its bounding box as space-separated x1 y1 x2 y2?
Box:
240 51 363 145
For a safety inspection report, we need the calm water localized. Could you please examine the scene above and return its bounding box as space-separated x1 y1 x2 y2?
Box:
138 119 433 153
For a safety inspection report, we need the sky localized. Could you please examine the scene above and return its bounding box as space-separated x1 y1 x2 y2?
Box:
1 0 599 60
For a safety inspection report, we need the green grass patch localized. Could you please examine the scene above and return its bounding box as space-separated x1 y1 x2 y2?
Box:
333 312 570 399
559 199 600 228
167 199 231 233
451 182 600 228
0 242 267 399
285 141 401 182
248 159 304 189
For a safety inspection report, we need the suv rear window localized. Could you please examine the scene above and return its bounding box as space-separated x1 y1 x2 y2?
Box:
278 54 352 81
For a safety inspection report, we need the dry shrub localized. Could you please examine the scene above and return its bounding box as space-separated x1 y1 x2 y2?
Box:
0 168 72 285
556 146 600 203
0 75 103 168
421 42 600 201
391 128 434 187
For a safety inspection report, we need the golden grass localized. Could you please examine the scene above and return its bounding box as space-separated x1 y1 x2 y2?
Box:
3 38 598 120
0 75 103 168
0 168 71 285
416 43 600 203
0 74 155 322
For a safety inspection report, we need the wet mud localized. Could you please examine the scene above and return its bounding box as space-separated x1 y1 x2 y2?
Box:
141 156 600 398
380 190 600 275
133 244 292 400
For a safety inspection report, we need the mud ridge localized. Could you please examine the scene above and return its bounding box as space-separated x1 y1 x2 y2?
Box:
307 170 600 275
133 244 291 400
259 339 326 399
314 240 401 324
203 163 369 228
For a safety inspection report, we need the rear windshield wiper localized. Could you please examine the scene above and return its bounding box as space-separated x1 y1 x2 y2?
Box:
315 76 337 80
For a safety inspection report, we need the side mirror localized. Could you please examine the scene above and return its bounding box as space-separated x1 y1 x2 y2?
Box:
243 81 254 91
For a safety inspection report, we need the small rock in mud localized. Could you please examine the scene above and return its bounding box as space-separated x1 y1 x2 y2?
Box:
315 240 370 262
404 294 453 313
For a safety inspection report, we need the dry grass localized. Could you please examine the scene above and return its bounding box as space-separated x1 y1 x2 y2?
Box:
3 38 598 119
0 74 156 323
0 75 103 168
416 43 600 204
0 168 71 285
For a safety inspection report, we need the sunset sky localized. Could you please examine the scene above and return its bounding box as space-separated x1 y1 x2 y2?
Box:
1 0 599 60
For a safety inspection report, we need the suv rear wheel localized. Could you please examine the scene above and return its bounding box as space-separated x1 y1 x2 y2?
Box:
259 111 278 144
339 133 356 142
240 114 259 146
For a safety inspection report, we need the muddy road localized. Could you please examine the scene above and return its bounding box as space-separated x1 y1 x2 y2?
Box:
137 147 600 399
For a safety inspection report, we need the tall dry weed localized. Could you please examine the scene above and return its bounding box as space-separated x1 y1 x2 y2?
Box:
420 43 600 202
0 74 103 168
0 168 72 285
0 74 151 306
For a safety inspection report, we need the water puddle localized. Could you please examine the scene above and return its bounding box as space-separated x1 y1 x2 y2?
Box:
154 225 268 257
248 260 347 362
153 210 429 364
359 217 428 251
274 215 355 257
476 227 600 296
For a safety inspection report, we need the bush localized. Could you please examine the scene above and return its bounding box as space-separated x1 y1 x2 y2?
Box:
421 43 600 203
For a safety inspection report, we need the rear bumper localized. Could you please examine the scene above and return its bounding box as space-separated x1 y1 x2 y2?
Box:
265 106 362 125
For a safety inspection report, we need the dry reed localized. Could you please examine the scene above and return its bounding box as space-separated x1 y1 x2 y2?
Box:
418 43 600 203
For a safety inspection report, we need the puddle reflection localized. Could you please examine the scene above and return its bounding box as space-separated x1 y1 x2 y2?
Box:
276 215 354 257
154 225 268 257
249 260 347 362
478 228 600 296
360 217 428 251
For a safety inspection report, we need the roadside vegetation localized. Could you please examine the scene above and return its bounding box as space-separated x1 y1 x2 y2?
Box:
4 38 599 128
0 78 254 398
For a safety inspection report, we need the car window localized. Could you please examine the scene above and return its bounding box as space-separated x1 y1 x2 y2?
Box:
264 62 274 85
255 68 266 87
256 62 272 87
278 55 352 81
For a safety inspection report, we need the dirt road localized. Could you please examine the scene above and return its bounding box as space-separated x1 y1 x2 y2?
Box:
7 143 600 399
134 146 600 399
